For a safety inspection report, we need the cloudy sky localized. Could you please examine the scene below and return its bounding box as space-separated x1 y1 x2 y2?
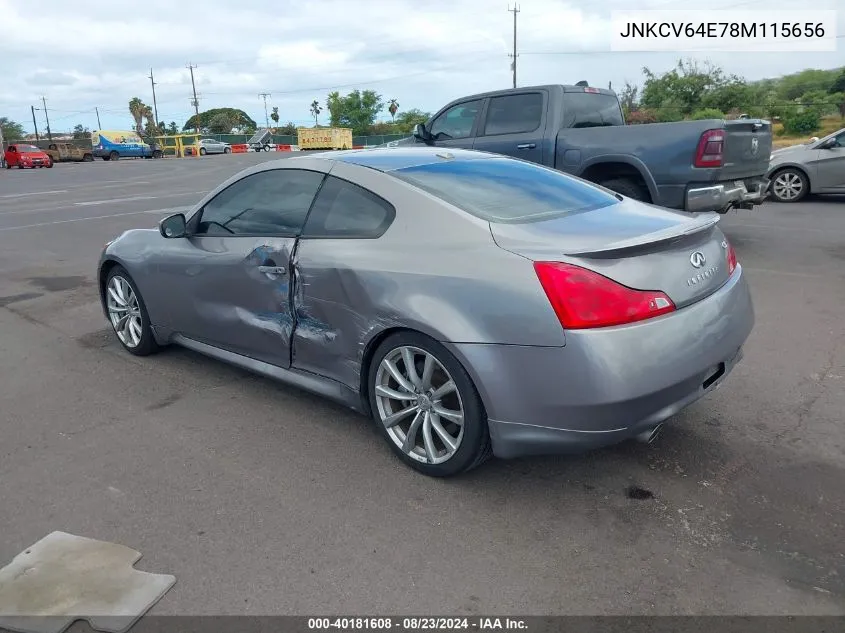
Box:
1 0 842 135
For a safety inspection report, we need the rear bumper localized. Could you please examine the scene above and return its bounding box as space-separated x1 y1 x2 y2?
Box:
686 176 769 213
447 266 754 460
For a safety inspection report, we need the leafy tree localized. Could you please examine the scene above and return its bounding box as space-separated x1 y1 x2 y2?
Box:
655 103 685 122
128 97 146 133
691 108 725 120
166 121 179 135
799 89 839 117
309 99 322 126
326 89 384 135
617 81 638 117
829 69 845 95
270 106 279 128
782 110 820 135
208 112 235 134
72 124 90 139
641 59 740 116
183 108 257 133
776 68 839 101
388 99 399 122
393 108 431 133
0 117 25 141
279 121 298 135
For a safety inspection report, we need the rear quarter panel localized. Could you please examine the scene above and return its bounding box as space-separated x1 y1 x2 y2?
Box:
290 160 566 390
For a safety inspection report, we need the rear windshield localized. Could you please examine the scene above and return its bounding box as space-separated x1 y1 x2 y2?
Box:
392 157 619 223
563 92 624 128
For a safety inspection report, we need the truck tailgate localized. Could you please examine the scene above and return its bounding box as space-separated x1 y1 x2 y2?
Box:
717 120 772 181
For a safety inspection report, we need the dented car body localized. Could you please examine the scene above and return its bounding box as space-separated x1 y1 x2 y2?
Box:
98 148 754 473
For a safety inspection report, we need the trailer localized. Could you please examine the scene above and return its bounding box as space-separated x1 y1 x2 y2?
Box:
247 129 274 152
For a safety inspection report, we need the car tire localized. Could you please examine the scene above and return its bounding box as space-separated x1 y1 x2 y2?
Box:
46 160 53 168
109 151 119 161
103 266 160 357
367 331 492 477
263 144 270 152
224 147 231 154
770 167 809 203
152 150 163 159
84 153 94 162
199 147 207 156
597 177 650 202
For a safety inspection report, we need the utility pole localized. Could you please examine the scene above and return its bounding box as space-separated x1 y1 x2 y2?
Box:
508 5 520 89
259 93 271 129
148 68 159 126
187 63 200 132
41 96 52 141
95 107 102 129
31 105 40 142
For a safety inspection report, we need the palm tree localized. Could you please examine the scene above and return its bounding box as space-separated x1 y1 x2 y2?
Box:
128 97 145 133
388 99 399 123
310 99 322 127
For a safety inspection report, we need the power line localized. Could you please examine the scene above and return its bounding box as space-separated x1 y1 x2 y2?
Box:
508 5 520 89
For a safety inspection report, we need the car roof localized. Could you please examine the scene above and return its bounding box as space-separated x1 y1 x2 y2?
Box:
297 147 497 172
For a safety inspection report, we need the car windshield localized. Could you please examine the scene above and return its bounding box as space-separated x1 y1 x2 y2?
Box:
18 145 41 153
392 157 619 223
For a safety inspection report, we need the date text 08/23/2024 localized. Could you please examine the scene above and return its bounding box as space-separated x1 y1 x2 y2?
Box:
307 617 528 630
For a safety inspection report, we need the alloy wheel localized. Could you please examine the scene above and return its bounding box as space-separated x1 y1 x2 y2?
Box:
106 275 143 348
772 171 804 201
374 346 465 464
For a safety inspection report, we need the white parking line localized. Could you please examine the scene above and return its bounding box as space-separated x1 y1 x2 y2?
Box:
0 211 153 232
0 190 69 199
74 196 159 206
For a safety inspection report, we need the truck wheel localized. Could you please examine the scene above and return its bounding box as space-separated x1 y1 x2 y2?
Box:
83 153 94 162
769 168 808 203
263 144 270 152
109 151 119 161
597 177 649 202
152 150 163 159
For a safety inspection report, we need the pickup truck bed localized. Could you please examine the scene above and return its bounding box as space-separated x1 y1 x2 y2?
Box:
412 84 773 214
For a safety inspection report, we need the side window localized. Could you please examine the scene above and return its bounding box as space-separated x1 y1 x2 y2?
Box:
195 169 325 236
832 132 845 148
302 176 395 238
429 99 483 140
482 93 543 136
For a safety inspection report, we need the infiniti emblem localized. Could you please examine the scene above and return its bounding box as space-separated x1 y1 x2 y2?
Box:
690 251 707 268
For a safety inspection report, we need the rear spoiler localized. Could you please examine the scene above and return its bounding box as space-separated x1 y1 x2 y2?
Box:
564 214 720 257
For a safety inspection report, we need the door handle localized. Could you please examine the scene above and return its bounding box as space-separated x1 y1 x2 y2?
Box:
258 265 286 276
517 143 536 149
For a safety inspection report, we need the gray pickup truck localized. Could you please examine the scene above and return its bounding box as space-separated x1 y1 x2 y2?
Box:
408 84 772 214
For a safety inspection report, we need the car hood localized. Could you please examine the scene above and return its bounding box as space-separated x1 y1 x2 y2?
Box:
20 152 49 159
771 144 810 157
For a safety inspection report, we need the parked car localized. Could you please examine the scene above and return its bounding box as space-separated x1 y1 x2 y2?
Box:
98 147 753 477
185 138 232 156
45 142 94 163
767 127 845 202
92 130 162 161
4 144 53 169
407 85 773 214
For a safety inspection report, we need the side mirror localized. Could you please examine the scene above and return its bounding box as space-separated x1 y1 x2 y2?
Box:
413 123 429 141
159 213 187 238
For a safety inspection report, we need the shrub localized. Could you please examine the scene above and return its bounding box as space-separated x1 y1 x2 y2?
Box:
656 106 684 123
626 109 658 124
691 108 725 120
782 110 820 135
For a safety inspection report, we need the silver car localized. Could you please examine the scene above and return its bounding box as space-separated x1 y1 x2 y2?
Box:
98 148 754 477
768 127 845 202
190 138 232 156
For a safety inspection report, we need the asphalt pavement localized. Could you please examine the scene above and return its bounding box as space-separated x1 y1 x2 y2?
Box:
0 155 843 616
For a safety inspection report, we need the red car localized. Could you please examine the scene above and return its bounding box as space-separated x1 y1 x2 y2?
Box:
4 144 53 169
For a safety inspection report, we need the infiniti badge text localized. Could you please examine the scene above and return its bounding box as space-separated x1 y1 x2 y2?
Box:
687 264 720 286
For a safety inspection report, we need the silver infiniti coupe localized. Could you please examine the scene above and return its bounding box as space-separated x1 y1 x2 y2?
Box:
98 147 754 477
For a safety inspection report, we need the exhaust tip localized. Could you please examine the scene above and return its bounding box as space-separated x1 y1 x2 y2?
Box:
636 424 664 444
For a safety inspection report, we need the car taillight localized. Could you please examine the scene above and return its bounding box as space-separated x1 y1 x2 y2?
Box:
726 240 737 275
694 129 724 168
533 262 676 330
